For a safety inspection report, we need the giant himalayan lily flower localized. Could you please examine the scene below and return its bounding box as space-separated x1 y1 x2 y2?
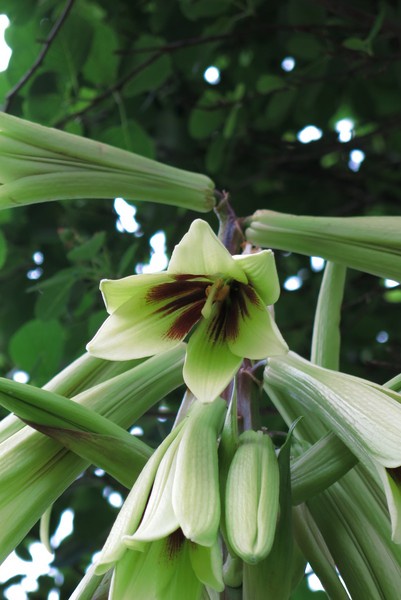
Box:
87 219 288 402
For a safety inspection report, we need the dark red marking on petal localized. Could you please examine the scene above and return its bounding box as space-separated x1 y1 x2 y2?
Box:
173 274 207 281
145 275 209 341
207 309 225 344
388 467 401 485
166 300 205 340
156 289 207 316
242 284 260 306
205 283 260 344
165 529 186 561
146 278 209 304
225 294 240 340
235 286 249 320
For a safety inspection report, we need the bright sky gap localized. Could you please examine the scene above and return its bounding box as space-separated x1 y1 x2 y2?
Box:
204 66 221 85
0 15 11 72
297 125 323 144
335 118 354 143
281 56 296 72
284 275 303 291
348 149 365 172
114 197 140 234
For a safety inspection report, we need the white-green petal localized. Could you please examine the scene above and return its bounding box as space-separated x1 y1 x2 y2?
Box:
228 293 288 360
95 422 185 574
156 539 203 600
128 434 182 542
172 399 226 546
189 540 225 591
110 547 155 600
266 352 401 468
86 291 182 360
233 250 280 305
100 273 171 314
110 539 202 600
168 219 247 283
184 319 242 403
376 465 401 543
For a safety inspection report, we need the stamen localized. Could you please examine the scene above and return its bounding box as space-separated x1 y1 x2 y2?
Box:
201 278 226 319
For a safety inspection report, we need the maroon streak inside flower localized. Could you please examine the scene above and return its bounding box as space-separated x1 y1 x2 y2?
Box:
389 467 401 484
146 275 210 340
145 276 261 345
165 529 186 561
146 277 209 304
166 300 205 340
207 283 260 344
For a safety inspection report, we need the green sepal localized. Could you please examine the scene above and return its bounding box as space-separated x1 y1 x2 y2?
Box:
291 431 358 505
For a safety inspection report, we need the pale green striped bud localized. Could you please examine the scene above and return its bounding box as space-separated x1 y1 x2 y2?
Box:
0 112 215 212
246 209 401 281
225 430 279 563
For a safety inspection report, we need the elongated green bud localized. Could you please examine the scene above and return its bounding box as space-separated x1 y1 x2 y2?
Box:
0 112 215 212
246 209 401 280
242 422 296 599
225 430 279 563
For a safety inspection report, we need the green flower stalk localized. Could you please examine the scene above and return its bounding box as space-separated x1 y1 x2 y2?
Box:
0 346 185 564
94 398 226 598
307 464 401 599
292 503 353 600
269 257 401 596
87 219 288 402
266 352 401 541
0 112 215 212
246 209 401 280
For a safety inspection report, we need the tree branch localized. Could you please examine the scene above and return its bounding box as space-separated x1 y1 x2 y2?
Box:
55 20 374 128
3 0 75 113
55 51 162 127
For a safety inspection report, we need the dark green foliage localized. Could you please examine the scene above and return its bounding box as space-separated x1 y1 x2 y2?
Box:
1 0 401 596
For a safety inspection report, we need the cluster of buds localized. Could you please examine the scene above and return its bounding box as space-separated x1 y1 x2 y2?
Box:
91 399 284 599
